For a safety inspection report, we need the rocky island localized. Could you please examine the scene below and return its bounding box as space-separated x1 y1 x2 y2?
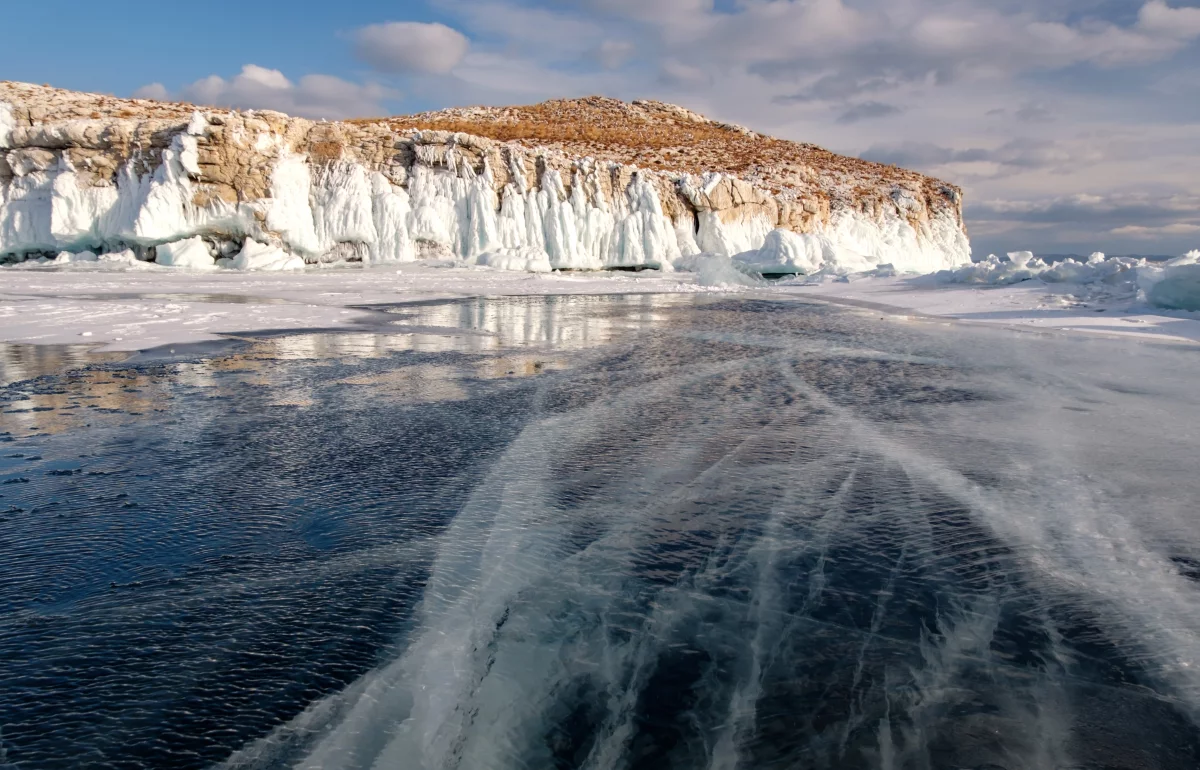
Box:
0 82 970 274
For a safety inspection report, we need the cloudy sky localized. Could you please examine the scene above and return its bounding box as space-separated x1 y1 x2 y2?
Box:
6 0 1200 256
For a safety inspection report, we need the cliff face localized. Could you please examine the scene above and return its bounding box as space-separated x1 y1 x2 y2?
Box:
0 81 970 273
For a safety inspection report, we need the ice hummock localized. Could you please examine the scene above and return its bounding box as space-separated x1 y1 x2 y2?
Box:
1139 251 1200 311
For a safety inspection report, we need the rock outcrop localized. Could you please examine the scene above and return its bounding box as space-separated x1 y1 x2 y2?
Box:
0 81 971 273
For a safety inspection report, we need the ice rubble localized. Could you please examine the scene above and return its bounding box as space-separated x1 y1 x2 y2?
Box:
1139 251 1200 311
0 106 971 276
923 250 1200 313
932 251 1142 287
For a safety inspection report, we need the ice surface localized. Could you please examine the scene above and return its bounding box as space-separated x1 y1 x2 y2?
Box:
171 296 1200 770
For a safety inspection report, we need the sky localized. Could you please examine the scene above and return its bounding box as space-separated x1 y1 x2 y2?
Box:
5 0 1200 257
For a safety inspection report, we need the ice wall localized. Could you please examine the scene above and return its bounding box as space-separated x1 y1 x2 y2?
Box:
0 99 971 274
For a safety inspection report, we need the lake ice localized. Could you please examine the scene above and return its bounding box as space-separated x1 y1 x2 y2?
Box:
1 294 1199 770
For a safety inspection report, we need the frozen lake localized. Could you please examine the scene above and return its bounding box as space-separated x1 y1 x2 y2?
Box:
2 294 1199 769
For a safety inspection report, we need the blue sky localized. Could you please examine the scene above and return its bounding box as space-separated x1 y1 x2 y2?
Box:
5 0 1200 257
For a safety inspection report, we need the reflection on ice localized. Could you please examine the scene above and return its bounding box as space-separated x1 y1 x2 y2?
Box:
382 294 690 350
1 295 681 437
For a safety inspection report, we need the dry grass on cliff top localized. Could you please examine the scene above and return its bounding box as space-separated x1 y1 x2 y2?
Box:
0 83 956 199
362 96 949 195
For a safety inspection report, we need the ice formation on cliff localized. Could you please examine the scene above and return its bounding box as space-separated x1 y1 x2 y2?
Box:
0 98 972 275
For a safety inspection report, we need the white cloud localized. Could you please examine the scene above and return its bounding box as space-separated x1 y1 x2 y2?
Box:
177 65 395 119
1137 0 1200 41
354 21 469 74
659 58 711 88
594 40 636 69
1111 223 1200 237
132 82 169 101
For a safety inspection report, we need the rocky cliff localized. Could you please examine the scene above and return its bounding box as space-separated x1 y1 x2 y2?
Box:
0 81 970 273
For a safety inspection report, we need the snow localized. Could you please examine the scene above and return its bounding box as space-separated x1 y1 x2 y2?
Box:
3 108 1194 349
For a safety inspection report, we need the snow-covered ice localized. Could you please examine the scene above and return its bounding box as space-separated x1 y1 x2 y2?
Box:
3 254 1199 354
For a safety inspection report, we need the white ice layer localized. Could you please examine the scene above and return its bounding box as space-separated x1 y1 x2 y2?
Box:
1 105 970 274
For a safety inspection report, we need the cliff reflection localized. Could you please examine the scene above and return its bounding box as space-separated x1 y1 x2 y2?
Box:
0 294 684 438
